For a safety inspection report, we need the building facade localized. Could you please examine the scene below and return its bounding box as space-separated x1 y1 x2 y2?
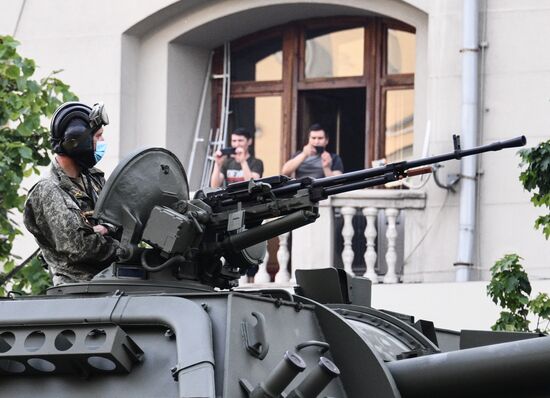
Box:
2 0 550 328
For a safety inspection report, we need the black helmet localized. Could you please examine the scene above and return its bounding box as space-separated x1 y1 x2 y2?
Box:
50 102 109 169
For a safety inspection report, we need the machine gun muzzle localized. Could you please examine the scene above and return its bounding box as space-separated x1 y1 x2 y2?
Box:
308 135 527 195
449 134 527 159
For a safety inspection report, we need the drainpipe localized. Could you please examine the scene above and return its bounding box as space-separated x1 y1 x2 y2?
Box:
455 0 480 282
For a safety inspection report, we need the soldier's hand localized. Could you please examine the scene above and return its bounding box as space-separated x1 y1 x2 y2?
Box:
93 225 109 236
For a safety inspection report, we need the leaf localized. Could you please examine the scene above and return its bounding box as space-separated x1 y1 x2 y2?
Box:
15 77 27 91
27 80 40 94
18 147 33 160
21 59 35 77
529 293 550 319
519 140 550 238
0 35 20 48
16 123 32 137
488 253 530 311
5 65 20 79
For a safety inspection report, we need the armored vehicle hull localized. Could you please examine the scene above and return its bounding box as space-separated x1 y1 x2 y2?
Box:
0 274 549 397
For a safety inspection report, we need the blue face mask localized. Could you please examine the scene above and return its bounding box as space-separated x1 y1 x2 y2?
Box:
94 141 107 164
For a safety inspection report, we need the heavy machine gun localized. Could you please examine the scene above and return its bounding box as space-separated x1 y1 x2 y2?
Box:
88 135 526 290
4 133 550 398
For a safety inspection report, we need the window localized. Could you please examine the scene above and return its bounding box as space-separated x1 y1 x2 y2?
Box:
304 27 364 79
212 17 416 174
387 29 416 75
384 89 414 162
228 96 282 177
231 35 283 82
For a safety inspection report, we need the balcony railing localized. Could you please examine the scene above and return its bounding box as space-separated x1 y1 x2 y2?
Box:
240 189 426 287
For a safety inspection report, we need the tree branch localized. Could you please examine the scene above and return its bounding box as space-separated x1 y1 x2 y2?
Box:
0 248 39 286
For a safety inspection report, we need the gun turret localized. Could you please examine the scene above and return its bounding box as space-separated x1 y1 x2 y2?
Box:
20 134 550 398
84 135 526 291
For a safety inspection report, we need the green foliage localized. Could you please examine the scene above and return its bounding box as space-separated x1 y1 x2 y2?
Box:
519 141 550 238
492 311 530 333
487 254 531 312
0 35 78 294
487 142 550 332
0 255 51 296
487 254 531 331
487 254 550 333
529 293 550 333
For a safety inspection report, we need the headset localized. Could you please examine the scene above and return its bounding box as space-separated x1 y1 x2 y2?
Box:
50 102 109 168
50 102 109 156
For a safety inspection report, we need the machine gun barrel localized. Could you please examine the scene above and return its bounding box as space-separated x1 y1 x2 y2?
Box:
184 135 527 287
311 135 526 192
221 210 318 252
204 135 526 212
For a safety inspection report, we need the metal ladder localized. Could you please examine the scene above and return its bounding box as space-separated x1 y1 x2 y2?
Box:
187 42 231 189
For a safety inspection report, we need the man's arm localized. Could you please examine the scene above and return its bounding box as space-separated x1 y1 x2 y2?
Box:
239 158 257 180
283 144 318 176
210 152 226 187
28 184 119 269
248 157 264 179
234 148 260 180
321 152 343 177
331 154 344 176
282 153 305 176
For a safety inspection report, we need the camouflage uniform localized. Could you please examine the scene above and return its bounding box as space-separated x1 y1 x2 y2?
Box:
23 160 120 285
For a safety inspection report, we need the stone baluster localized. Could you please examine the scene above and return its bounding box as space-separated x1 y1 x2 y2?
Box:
275 232 290 283
362 207 379 283
254 249 271 283
383 208 399 283
340 206 356 275
239 274 248 286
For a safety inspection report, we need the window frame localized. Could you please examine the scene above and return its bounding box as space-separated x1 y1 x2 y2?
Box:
211 16 416 170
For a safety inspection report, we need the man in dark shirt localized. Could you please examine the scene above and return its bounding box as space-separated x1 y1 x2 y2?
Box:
282 123 344 178
210 127 264 187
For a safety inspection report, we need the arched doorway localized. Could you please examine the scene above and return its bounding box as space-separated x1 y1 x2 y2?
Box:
211 16 416 176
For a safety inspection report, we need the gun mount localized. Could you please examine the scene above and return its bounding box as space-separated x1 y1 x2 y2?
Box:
2 134 548 398
49 134 526 294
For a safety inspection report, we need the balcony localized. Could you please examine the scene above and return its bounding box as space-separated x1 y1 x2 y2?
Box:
239 189 427 287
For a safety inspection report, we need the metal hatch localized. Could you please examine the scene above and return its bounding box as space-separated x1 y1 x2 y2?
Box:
94 147 189 246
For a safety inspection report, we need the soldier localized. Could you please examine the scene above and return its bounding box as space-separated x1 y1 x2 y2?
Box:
24 102 121 285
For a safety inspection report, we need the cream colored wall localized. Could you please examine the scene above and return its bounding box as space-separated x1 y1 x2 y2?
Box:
254 97 283 177
372 279 550 331
402 0 550 282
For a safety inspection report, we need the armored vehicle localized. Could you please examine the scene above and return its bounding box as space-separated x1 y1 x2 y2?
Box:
1 135 549 397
